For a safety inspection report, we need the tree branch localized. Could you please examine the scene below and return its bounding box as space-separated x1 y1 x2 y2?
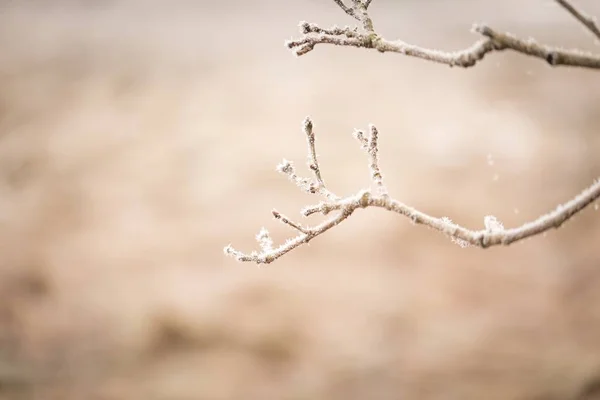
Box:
286 0 600 69
224 0 600 265
332 0 357 20
225 119 600 265
556 0 600 40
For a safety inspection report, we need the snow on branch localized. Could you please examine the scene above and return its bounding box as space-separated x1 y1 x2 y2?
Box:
225 118 600 264
286 0 600 69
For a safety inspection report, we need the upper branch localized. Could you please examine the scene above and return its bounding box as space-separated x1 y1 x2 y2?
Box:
286 0 600 69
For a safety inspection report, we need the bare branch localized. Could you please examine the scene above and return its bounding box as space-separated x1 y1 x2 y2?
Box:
272 210 309 234
556 0 600 40
329 0 375 31
332 0 358 20
276 158 317 194
476 25 600 69
286 3 600 69
225 120 600 264
297 175 600 249
352 128 368 149
224 191 360 265
225 2 600 265
365 124 388 196
303 117 338 200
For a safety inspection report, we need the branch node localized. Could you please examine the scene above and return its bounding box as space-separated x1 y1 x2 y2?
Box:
358 190 371 208
273 209 309 234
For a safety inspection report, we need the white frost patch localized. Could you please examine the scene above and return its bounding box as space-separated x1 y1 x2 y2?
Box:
484 215 504 232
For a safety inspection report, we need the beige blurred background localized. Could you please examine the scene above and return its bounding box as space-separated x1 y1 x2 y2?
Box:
0 0 600 398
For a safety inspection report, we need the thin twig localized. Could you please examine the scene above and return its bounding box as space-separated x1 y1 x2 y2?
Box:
351 0 375 32
333 0 358 20
556 0 600 40
224 120 600 264
365 124 387 196
286 2 600 69
272 210 309 234
477 25 600 68
303 117 337 200
225 193 358 264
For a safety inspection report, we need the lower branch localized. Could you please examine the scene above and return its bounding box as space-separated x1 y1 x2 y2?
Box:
224 119 600 265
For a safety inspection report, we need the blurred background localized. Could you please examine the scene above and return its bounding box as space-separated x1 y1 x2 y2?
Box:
0 0 599 398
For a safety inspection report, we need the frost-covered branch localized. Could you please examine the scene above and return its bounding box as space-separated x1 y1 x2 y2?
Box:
224 118 600 265
223 0 600 264
286 0 600 69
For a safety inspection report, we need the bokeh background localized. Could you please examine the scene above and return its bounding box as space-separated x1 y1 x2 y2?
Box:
1 0 600 398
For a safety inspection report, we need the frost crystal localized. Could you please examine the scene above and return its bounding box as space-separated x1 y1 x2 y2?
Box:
484 215 504 232
277 159 294 175
256 227 273 251
441 217 470 248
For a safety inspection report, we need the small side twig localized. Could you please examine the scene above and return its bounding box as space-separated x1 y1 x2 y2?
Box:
556 0 600 40
332 1 375 29
303 117 337 200
224 119 600 265
333 0 357 20
364 124 387 197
